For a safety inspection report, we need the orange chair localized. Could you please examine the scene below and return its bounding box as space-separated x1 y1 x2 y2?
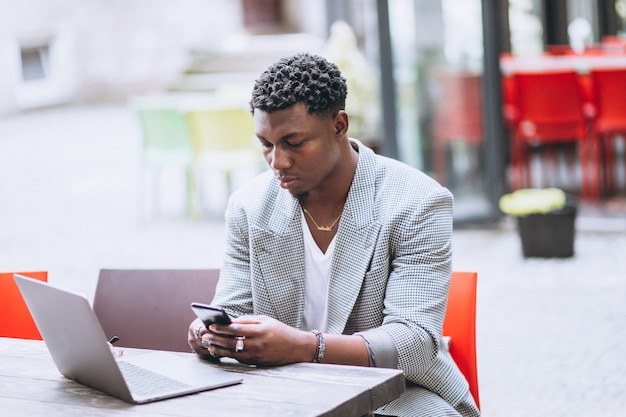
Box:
0 271 48 339
443 271 480 409
505 71 593 198
432 70 484 186
588 68 626 199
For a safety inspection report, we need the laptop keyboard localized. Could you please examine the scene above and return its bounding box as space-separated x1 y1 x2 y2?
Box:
118 360 192 397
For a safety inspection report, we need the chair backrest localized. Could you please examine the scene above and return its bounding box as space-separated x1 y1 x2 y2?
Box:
186 107 256 154
92 269 220 352
433 70 484 144
590 68 626 132
0 271 48 339
135 105 191 162
511 70 586 141
443 271 480 409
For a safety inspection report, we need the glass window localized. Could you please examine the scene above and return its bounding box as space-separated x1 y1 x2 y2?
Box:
20 45 50 82
389 0 491 221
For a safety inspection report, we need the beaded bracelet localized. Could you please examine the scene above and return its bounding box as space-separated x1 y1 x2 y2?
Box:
311 330 325 363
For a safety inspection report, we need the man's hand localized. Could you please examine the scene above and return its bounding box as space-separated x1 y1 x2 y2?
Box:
205 315 317 366
188 318 218 361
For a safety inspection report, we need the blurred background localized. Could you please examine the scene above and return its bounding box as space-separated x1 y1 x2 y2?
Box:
3 0 626 221
2 1 626 415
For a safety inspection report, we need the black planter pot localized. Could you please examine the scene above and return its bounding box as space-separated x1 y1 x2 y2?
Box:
516 204 577 258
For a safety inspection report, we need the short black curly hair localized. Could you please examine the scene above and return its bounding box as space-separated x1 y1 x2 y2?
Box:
250 53 347 118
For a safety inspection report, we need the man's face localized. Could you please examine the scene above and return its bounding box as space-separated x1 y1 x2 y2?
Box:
254 103 342 197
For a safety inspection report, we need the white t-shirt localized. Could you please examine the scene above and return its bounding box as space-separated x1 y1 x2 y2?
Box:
300 209 336 332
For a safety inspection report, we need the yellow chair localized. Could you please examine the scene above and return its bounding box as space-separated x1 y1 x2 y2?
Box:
135 105 196 219
0 271 48 339
186 107 262 217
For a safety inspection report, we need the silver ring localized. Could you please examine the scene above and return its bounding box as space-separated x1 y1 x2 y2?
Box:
235 336 245 352
194 325 203 339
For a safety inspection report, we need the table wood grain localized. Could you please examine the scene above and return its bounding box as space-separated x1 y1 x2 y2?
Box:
0 338 405 417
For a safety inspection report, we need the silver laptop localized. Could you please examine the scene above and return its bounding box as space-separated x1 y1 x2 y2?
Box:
14 274 242 404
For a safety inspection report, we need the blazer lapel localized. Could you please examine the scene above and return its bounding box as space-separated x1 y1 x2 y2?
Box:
327 143 381 334
250 188 306 328
250 141 381 332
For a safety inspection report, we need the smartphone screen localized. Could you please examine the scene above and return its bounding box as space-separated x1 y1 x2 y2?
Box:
191 302 232 326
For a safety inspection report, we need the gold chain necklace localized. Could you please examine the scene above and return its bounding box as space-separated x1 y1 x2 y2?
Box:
302 207 342 232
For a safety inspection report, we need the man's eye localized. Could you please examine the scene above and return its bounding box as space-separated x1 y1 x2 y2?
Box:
260 141 273 149
287 141 303 147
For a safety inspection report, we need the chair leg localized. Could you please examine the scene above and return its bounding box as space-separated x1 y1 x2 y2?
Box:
510 136 524 190
583 135 601 201
563 143 578 190
542 146 556 188
138 164 148 223
611 137 620 193
225 170 232 203
153 168 161 218
603 135 616 196
579 140 587 200
522 144 532 188
186 166 200 221
434 140 448 185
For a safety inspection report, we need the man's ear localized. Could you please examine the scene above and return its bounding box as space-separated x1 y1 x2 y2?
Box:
334 110 349 136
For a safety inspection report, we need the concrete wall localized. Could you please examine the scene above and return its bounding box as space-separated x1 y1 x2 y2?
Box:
0 0 248 114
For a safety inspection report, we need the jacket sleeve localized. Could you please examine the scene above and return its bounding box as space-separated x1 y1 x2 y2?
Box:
210 195 255 318
357 185 453 379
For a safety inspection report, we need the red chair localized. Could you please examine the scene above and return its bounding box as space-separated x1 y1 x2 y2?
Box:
546 44 605 56
588 68 626 199
600 36 626 54
443 271 480 410
0 271 48 339
432 70 484 185
545 44 573 56
505 70 593 198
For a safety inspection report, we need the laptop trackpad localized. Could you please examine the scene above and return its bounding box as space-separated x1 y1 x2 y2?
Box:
121 352 241 386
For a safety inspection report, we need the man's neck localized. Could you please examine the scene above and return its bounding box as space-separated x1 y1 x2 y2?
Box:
303 139 359 208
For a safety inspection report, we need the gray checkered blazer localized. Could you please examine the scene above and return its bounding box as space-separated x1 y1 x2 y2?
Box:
213 140 479 417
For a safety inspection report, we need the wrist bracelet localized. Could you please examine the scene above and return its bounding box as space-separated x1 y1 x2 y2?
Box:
311 330 325 363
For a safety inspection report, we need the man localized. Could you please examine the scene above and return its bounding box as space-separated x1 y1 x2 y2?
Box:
189 53 480 417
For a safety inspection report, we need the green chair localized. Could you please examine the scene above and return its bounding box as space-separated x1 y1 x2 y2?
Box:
135 106 197 219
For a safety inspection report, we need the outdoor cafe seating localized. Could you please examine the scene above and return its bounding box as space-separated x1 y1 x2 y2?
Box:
131 94 262 220
503 70 591 197
587 68 626 199
4 269 479 413
501 41 626 200
92 268 481 410
432 69 484 187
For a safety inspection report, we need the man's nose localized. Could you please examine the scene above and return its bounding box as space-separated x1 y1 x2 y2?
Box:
270 147 290 170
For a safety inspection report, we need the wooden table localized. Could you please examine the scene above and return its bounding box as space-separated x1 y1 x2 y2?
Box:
0 338 405 417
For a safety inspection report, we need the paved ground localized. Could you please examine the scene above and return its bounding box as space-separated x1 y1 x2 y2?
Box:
2 104 626 416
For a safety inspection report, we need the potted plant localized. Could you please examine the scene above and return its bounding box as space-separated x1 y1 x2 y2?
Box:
499 188 577 258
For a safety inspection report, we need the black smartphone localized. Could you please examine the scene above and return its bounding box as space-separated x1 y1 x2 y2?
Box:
191 302 232 326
